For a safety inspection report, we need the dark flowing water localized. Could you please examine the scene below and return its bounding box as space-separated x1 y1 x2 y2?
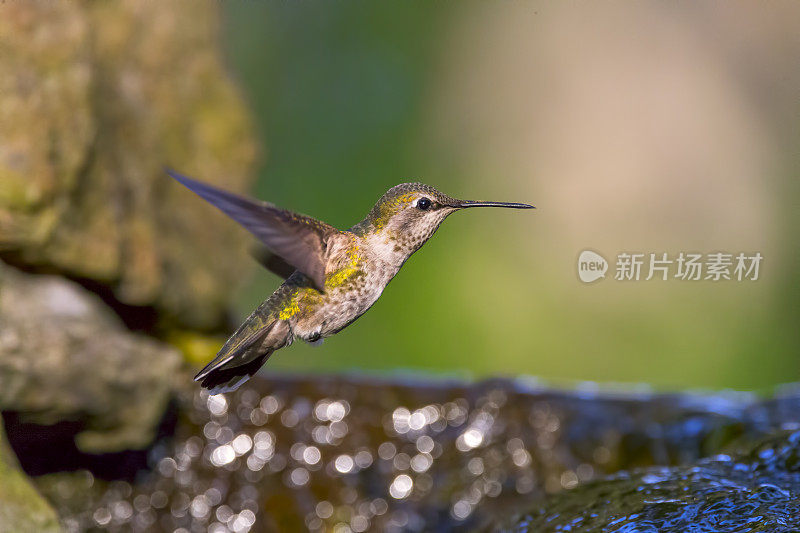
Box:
504 431 800 532
23 377 800 532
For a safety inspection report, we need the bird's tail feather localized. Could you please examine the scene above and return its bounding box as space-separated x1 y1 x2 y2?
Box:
199 351 273 395
194 319 290 395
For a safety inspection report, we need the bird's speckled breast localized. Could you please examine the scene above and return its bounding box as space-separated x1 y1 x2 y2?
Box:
268 233 399 341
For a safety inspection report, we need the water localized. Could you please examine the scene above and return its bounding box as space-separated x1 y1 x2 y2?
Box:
505 431 800 532
22 377 800 532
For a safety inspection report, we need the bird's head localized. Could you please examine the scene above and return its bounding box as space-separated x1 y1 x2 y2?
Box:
354 182 534 263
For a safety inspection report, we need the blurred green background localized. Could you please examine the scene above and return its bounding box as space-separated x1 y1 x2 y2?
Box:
221 1 798 391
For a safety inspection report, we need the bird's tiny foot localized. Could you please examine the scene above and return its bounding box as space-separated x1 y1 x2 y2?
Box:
306 333 323 347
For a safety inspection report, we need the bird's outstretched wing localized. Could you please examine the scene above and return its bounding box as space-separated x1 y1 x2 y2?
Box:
249 244 297 280
167 169 335 292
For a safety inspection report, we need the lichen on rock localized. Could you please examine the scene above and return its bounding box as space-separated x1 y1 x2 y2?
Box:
0 0 257 330
0 423 61 533
0 262 183 453
0 2 263 530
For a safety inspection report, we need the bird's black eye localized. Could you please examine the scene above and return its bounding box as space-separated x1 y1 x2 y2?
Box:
417 197 432 210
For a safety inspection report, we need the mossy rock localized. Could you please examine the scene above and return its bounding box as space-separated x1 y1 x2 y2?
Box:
0 0 257 329
0 262 183 453
0 424 60 533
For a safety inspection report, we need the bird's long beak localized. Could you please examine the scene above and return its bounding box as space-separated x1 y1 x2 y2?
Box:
451 200 535 209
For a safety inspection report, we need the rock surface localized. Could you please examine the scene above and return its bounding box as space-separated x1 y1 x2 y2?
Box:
28 376 800 532
0 0 256 329
0 262 182 453
0 1 263 530
0 423 61 533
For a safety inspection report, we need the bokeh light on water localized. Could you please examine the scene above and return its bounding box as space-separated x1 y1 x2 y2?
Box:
32 377 800 532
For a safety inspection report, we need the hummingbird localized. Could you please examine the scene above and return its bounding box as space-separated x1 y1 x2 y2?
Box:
167 170 534 394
